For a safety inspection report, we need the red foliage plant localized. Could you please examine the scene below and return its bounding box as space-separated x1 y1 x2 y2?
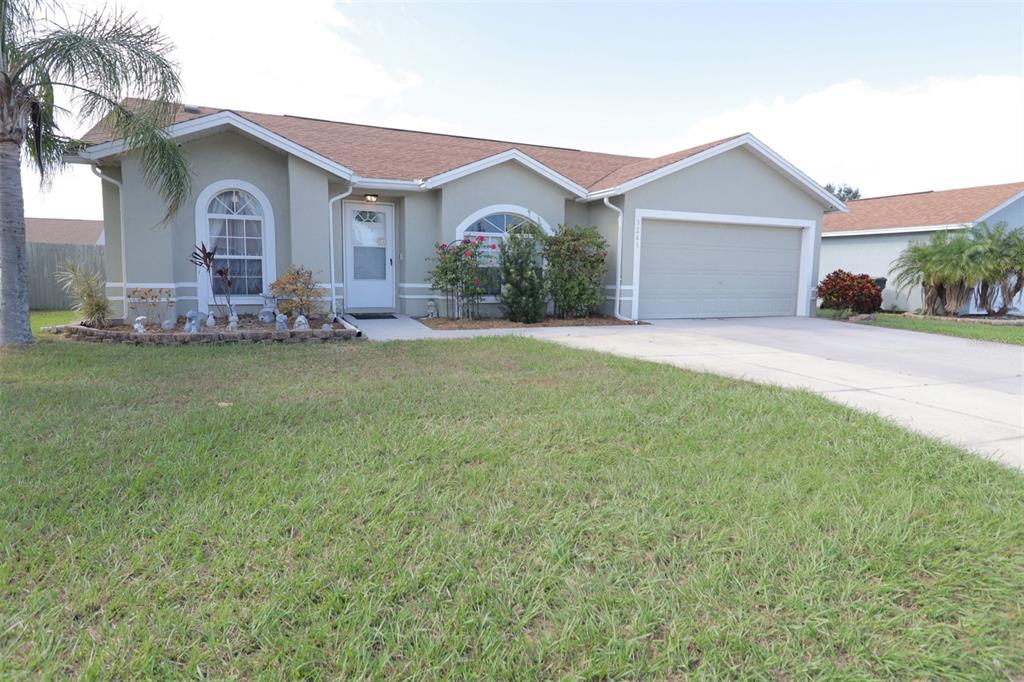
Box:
817 269 882 314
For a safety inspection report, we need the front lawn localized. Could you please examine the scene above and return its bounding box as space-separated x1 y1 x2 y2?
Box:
2 334 1022 678
864 313 1024 346
29 309 77 335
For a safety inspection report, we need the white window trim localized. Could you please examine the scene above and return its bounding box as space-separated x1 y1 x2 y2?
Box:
454 204 554 240
453 205 552 302
631 209 817 319
194 179 277 313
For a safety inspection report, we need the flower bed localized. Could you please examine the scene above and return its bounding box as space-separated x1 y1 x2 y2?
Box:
57 316 359 345
418 314 638 331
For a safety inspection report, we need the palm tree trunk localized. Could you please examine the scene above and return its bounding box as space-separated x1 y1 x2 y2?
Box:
0 138 33 345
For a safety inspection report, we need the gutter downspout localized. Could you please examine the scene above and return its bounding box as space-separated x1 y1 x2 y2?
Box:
92 165 127 318
603 196 634 322
328 184 353 320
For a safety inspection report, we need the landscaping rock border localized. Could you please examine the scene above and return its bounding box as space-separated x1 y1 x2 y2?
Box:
901 313 1024 326
59 323 360 345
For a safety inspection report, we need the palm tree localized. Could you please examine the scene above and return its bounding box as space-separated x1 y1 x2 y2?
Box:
0 0 190 345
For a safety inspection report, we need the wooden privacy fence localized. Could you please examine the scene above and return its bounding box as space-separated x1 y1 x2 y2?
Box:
25 243 105 310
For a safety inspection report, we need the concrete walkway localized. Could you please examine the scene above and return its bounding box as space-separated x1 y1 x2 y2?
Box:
350 315 1024 469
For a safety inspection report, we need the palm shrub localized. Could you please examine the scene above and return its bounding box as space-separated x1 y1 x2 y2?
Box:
56 259 110 327
544 225 609 318
0 1 190 345
890 223 1023 316
498 225 546 323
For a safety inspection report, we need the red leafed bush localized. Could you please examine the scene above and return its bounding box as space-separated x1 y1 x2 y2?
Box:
817 269 882 313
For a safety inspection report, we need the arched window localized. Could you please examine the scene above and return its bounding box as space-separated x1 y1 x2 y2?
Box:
207 189 265 296
456 206 551 296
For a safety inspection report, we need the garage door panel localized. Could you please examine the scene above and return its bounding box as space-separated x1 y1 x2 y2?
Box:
638 220 802 319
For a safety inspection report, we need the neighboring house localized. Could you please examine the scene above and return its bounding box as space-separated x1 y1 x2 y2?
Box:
72 101 845 320
26 217 105 246
820 182 1024 311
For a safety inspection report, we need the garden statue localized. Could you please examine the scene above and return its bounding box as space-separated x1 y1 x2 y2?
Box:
161 319 176 331
321 323 333 331
132 316 146 333
206 312 216 328
294 314 310 331
275 313 288 331
258 291 276 323
227 313 239 332
426 299 437 318
185 310 200 334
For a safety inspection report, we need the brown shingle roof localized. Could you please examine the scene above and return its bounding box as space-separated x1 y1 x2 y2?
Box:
25 217 104 245
81 101 745 191
822 182 1024 233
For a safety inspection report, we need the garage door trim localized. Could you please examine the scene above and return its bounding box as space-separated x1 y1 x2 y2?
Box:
631 209 817 320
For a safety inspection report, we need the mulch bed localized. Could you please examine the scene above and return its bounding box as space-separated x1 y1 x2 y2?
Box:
419 315 640 331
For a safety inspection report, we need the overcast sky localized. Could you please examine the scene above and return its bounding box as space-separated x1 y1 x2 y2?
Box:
24 0 1024 219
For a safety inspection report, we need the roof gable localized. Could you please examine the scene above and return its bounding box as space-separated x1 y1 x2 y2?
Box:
26 218 104 245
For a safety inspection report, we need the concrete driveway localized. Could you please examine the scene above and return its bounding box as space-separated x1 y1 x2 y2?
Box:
540 317 1024 470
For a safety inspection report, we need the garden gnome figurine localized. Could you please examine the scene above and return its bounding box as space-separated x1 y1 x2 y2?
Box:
161 319 175 331
275 313 288 331
426 299 437 318
132 316 146 333
227 313 239 331
206 312 216 328
185 310 200 334
293 314 310 331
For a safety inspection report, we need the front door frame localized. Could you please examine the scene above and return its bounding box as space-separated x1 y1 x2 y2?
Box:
342 199 396 312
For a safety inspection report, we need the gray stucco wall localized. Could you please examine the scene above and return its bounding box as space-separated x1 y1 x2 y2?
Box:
983 195 1024 231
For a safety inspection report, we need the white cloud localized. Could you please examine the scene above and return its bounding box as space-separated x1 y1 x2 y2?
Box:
24 0 426 219
675 76 1024 197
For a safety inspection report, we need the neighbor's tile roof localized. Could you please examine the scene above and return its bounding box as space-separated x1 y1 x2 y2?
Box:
822 181 1024 233
25 217 104 245
81 101 744 191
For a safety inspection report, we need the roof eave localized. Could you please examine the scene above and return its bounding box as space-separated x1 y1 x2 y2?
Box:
78 110 355 181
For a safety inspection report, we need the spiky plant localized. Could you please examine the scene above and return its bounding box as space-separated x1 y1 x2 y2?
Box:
55 258 109 327
0 0 190 345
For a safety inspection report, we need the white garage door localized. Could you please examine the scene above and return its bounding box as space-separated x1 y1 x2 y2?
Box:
638 219 803 319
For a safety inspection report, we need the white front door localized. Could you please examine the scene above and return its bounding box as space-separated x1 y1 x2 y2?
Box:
343 202 395 310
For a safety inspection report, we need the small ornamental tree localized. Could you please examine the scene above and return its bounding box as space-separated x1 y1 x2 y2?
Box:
270 265 325 318
818 269 882 314
498 226 546 323
544 225 609 318
428 236 487 319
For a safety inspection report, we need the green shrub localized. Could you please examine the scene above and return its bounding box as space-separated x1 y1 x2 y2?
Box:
56 260 110 328
498 226 546 323
428 237 487 319
544 225 609 318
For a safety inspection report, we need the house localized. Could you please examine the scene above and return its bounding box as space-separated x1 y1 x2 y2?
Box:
820 182 1024 311
72 102 846 320
25 217 105 246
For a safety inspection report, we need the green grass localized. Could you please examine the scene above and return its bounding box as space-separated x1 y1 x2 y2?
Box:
864 313 1024 346
2 331 1022 679
29 309 78 336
